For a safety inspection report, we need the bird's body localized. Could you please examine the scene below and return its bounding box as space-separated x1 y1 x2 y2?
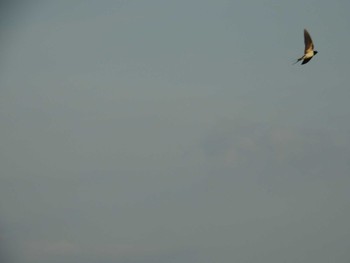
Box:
294 29 318 65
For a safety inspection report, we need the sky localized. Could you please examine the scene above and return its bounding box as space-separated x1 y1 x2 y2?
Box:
1 1 350 263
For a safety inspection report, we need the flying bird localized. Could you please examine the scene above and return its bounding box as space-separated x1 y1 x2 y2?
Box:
294 29 318 65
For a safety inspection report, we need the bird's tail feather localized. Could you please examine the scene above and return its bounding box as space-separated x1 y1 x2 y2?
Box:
292 57 303 65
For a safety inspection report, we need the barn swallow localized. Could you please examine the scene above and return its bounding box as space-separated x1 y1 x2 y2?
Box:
294 29 318 65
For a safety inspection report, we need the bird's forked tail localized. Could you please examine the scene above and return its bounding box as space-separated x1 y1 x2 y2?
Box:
292 56 303 65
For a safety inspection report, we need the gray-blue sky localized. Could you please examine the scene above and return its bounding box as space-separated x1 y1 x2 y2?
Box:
1 1 350 263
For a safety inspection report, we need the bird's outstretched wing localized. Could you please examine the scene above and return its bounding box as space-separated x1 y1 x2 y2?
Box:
304 29 314 53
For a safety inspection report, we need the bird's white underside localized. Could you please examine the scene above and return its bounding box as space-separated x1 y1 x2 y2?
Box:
304 50 314 59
